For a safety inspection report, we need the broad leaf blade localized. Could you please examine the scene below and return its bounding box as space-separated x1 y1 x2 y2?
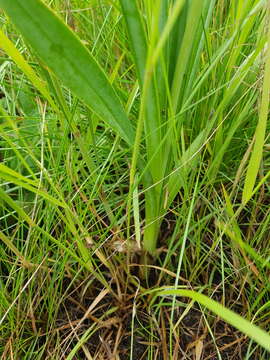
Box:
0 0 135 145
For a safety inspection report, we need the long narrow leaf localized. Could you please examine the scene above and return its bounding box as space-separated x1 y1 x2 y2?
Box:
172 0 205 112
118 0 147 86
0 28 58 111
0 165 66 208
158 289 270 352
119 0 163 253
242 17 270 203
0 0 135 145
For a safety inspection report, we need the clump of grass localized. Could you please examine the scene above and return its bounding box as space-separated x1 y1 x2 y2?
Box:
0 0 270 358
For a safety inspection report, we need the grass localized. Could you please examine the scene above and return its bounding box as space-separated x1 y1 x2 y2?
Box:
0 0 270 358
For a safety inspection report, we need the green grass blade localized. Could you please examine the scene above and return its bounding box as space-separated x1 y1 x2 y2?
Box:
171 0 205 112
118 0 147 86
0 165 66 208
150 0 186 71
0 0 134 145
119 0 163 253
0 188 35 226
0 163 37 186
133 176 141 250
167 129 206 207
0 29 58 112
158 289 270 352
242 17 270 204
0 230 29 262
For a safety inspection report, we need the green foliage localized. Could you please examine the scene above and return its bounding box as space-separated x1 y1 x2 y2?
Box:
0 0 270 358
157 289 270 352
0 0 135 145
